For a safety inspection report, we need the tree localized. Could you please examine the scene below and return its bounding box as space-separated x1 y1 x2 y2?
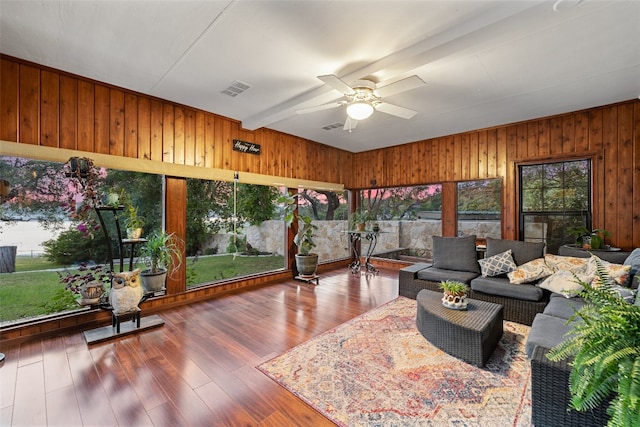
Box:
186 179 233 256
298 189 345 220
235 183 280 225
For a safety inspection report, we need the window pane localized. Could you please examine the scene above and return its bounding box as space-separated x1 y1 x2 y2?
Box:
0 156 162 323
521 164 544 190
360 185 442 261
457 179 501 240
298 189 349 263
520 159 591 253
185 179 285 288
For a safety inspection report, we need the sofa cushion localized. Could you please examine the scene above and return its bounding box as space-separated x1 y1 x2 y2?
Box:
432 235 480 273
543 294 587 319
507 258 554 284
478 250 516 277
471 276 545 301
537 270 589 299
525 313 575 358
485 237 545 266
416 267 479 284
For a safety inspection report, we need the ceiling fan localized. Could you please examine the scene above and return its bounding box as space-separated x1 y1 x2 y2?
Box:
296 74 426 131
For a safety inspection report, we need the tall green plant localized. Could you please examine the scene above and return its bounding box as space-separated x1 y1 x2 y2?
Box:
547 258 640 426
278 194 317 256
139 230 183 274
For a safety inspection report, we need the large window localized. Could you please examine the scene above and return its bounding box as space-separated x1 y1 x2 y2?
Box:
359 185 442 260
457 179 501 240
297 188 349 263
0 156 162 323
185 179 285 287
520 159 591 253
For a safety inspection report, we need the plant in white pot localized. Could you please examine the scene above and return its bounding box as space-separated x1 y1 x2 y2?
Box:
138 230 182 293
439 280 469 310
278 194 318 278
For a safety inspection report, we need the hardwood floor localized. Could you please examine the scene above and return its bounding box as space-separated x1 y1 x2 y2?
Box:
0 268 399 426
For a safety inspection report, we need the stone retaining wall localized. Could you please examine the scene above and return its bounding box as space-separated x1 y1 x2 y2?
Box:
205 219 501 262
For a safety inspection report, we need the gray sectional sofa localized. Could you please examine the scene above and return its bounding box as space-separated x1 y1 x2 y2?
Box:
525 248 640 427
400 236 640 427
399 235 549 325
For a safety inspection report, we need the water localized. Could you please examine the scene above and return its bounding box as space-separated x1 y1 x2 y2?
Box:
0 221 69 256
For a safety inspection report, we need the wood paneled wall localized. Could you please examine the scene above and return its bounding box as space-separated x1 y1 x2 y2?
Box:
0 56 351 185
350 101 640 249
1 55 638 250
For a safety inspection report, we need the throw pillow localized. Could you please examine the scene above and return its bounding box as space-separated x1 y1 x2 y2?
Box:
586 255 631 286
508 257 554 284
609 285 635 304
544 254 589 274
537 270 588 298
432 235 480 273
478 250 517 277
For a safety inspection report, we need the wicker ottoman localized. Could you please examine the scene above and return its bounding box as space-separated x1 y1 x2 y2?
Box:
416 289 504 367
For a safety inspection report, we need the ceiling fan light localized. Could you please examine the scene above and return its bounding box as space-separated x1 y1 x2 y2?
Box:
346 101 374 120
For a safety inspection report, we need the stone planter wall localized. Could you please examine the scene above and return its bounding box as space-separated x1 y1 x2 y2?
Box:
204 219 502 263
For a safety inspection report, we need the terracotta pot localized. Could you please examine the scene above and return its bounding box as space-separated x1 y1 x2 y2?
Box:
79 281 105 306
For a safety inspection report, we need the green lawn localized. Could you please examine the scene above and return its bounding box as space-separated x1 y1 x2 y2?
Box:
0 254 284 323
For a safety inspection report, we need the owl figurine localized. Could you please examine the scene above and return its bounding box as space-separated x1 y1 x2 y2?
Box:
109 269 143 315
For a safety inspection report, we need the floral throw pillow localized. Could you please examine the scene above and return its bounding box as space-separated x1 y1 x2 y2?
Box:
478 250 517 277
586 255 631 287
508 257 554 284
537 270 588 298
544 254 589 273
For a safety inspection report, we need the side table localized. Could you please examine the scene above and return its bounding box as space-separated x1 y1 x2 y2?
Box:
344 230 380 274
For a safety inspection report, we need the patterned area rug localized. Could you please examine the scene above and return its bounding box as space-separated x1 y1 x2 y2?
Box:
258 296 532 426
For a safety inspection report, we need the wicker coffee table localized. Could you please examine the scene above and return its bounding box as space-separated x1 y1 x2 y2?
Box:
416 289 504 367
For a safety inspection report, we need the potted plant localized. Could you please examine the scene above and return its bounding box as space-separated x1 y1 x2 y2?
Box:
547 259 640 426
439 280 469 310
57 263 111 306
568 226 612 250
138 230 182 293
589 228 611 250
278 194 318 278
350 210 371 232
118 190 145 239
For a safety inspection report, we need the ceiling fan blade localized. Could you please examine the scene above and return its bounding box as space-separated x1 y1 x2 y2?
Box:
343 116 358 132
375 102 418 119
318 74 356 95
296 101 344 115
375 75 425 98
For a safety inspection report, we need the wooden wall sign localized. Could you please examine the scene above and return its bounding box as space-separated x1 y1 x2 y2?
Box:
233 139 261 155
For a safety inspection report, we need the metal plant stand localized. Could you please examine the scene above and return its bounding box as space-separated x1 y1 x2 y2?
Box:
345 230 380 275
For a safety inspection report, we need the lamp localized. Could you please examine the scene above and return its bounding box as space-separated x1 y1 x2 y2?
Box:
346 101 374 120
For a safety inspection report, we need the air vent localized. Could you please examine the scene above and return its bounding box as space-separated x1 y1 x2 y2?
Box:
221 80 251 97
322 122 344 131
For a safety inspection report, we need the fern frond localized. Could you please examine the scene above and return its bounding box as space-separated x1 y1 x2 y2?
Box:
546 260 640 425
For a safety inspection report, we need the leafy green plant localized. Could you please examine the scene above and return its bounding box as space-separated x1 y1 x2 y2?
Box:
439 280 468 296
350 209 373 229
227 234 247 254
139 230 183 274
42 228 108 264
567 226 612 249
278 194 317 255
547 258 640 426
57 263 111 296
590 228 612 250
